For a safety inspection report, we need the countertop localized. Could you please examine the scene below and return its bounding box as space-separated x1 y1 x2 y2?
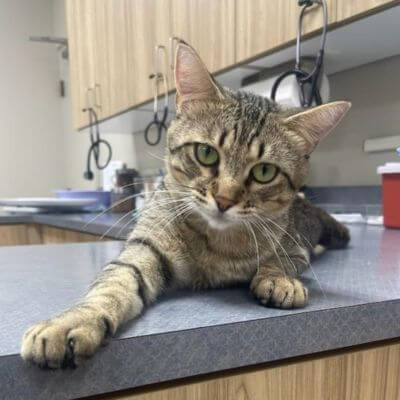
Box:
1 224 400 399
0 211 133 239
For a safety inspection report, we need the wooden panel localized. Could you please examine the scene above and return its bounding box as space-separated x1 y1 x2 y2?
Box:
40 225 106 244
0 225 42 246
126 0 171 106
94 0 131 118
92 341 400 400
0 224 109 246
66 0 97 129
336 0 400 21
170 0 236 74
235 0 336 63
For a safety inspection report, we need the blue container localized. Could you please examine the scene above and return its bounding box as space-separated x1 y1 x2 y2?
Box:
55 190 111 209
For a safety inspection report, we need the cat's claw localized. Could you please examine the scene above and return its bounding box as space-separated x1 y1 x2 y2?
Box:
250 276 308 308
21 316 105 369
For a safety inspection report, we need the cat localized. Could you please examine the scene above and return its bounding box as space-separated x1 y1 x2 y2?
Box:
21 42 350 369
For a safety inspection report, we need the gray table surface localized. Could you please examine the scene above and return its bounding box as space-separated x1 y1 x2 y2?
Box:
1 224 400 399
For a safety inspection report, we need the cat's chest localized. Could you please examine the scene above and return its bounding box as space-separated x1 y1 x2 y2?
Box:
183 228 272 286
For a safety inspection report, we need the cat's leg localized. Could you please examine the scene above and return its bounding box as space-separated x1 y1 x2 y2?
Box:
250 265 308 309
21 240 175 368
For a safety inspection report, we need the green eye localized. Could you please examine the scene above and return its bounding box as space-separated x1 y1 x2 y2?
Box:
195 143 219 166
251 163 278 183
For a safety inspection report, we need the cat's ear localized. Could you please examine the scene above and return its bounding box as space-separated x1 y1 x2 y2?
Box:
283 101 351 153
175 42 225 111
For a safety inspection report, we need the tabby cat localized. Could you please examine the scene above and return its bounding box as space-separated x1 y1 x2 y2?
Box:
21 42 350 368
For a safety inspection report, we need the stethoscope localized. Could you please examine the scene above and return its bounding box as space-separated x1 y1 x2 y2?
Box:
271 0 328 108
144 45 169 146
82 107 112 180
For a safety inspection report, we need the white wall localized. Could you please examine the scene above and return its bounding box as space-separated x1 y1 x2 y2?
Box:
309 55 400 186
0 0 66 197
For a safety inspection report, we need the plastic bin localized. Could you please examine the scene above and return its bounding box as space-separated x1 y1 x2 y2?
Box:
377 163 400 228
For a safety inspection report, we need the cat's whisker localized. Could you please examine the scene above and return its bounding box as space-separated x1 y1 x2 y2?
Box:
243 221 260 274
99 210 136 241
254 214 326 298
138 200 194 242
252 218 286 274
82 189 190 229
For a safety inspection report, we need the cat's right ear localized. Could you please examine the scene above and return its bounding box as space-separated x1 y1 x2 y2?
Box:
175 42 225 112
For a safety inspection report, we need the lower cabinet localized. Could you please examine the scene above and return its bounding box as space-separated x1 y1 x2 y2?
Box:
0 224 110 246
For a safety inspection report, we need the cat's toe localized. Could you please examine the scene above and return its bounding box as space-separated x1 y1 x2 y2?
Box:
21 318 104 369
251 276 308 309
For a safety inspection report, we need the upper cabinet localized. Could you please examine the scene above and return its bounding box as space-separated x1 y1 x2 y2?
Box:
126 0 171 106
67 0 97 128
336 0 398 21
66 0 400 130
170 0 235 74
67 0 131 128
235 0 336 63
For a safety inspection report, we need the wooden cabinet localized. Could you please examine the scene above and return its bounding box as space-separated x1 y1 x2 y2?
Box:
67 0 132 129
235 0 336 63
67 0 97 128
67 0 399 129
66 0 235 129
0 224 110 246
94 0 131 119
336 0 399 21
90 340 400 400
170 0 235 74
126 0 171 106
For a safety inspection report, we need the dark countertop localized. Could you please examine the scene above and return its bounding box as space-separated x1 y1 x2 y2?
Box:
1 224 400 399
0 211 133 239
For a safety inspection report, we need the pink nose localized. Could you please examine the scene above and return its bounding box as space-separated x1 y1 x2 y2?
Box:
214 195 236 213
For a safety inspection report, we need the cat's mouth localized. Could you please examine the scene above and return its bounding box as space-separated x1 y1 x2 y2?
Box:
196 206 239 230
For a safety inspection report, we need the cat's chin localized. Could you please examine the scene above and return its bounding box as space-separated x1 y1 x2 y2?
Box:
196 209 238 231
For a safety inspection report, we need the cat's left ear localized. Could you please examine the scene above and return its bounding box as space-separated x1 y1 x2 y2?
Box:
283 101 351 153
174 41 225 112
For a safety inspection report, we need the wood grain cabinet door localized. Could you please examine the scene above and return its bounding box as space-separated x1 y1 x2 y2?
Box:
170 0 236 77
336 0 400 21
66 0 97 129
126 0 172 106
93 0 131 119
235 0 336 64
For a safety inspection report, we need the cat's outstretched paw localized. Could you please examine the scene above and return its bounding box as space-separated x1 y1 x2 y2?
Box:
250 275 308 308
21 314 106 369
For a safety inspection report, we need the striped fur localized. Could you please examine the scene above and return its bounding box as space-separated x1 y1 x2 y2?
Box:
21 43 350 369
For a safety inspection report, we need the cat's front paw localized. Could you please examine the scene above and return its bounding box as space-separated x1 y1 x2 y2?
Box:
250 275 308 308
21 313 106 369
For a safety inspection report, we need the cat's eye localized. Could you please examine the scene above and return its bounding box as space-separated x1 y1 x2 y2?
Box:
251 163 278 184
195 143 219 166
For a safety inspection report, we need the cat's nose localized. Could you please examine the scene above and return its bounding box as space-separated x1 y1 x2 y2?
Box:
214 195 236 213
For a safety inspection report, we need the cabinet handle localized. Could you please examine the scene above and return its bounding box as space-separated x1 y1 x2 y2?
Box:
153 45 169 91
94 83 102 109
169 36 180 71
85 87 95 110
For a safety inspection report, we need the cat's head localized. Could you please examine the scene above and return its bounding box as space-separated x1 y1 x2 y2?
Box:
166 42 350 230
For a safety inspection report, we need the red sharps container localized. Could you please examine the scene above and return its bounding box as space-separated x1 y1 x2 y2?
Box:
377 162 400 229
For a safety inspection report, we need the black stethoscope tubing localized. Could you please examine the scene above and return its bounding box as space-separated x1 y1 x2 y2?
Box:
83 107 112 180
271 0 327 108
